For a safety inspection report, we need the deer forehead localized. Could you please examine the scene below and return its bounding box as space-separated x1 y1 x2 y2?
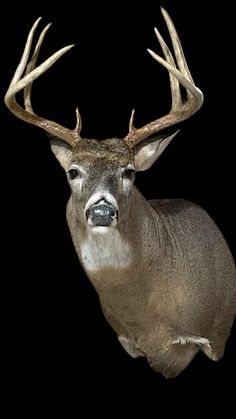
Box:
71 138 133 168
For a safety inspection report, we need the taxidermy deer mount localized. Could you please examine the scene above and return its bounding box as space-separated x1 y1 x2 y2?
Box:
5 8 236 378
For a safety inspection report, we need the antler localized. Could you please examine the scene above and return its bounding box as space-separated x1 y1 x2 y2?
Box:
4 17 81 147
124 7 204 149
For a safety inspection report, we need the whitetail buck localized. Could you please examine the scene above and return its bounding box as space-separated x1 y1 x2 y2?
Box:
5 9 236 378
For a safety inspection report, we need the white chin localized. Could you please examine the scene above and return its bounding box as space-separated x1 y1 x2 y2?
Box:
88 226 114 234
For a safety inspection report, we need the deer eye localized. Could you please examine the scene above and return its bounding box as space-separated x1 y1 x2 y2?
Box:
67 168 81 180
123 167 136 180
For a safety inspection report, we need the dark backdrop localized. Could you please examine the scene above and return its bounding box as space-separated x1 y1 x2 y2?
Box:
2 0 235 415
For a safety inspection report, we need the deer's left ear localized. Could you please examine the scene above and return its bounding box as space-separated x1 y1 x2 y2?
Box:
133 130 179 171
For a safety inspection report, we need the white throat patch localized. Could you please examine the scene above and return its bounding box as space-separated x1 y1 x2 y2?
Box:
80 228 132 272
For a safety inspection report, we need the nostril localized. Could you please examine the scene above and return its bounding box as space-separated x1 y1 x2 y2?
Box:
85 208 90 220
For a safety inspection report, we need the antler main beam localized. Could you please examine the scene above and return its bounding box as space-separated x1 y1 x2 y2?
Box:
124 7 204 149
4 17 81 146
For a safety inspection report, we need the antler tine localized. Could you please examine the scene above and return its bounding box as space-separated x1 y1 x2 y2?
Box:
161 7 194 92
4 18 81 146
153 26 181 112
124 8 204 149
161 7 205 111
24 22 52 112
10 17 42 86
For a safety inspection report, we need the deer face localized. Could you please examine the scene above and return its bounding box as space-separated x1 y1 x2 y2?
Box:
52 138 135 230
51 132 178 231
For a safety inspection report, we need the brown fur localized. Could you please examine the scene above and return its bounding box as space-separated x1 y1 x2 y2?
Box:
52 138 236 378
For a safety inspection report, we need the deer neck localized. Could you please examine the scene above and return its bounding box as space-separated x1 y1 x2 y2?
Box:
66 187 161 286
66 187 165 334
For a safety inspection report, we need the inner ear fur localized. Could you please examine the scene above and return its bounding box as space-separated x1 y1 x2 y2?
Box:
133 130 179 171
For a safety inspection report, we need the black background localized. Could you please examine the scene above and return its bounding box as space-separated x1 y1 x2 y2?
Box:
2 0 235 414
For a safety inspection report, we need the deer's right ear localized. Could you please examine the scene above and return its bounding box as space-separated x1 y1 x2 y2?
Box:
50 137 73 171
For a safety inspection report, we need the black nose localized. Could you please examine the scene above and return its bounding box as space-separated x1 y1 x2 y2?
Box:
86 199 117 226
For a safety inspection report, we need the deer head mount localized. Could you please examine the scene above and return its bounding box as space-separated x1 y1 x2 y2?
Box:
5 9 235 378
